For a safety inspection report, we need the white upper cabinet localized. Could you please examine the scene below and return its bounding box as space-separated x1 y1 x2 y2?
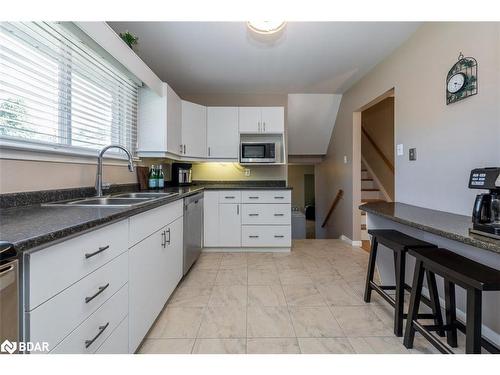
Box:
261 107 285 133
238 107 262 134
137 83 181 156
238 107 284 134
207 107 239 159
181 100 207 158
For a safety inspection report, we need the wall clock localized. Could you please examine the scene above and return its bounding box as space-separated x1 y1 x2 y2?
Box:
446 52 477 105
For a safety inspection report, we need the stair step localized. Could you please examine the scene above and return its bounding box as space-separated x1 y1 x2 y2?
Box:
361 178 374 181
362 199 385 203
362 188 380 191
361 169 368 172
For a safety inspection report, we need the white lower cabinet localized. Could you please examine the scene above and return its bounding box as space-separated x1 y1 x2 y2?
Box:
219 203 241 247
128 215 183 353
203 190 291 249
95 316 129 354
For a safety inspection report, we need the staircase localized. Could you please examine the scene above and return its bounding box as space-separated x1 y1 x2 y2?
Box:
360 162 386 251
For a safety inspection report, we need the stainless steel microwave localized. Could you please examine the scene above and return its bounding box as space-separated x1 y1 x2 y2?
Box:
240 142 276 163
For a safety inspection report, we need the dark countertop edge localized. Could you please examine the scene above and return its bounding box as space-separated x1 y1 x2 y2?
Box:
359 202 500 254
198 186 292 190
13 188 204 254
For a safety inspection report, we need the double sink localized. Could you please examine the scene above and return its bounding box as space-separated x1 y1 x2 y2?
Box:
44 192 179 208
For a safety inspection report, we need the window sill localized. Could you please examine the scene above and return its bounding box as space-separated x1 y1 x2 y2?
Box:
0 138 139 166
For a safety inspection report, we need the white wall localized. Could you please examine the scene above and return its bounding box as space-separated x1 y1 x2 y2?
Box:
316 22 500 240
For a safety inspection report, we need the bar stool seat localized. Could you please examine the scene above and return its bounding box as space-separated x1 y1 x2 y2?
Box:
404 247 500 354
364 229 442 337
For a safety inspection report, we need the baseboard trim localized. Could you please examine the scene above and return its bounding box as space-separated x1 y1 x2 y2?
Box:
202 247 291 253
339 235 362 247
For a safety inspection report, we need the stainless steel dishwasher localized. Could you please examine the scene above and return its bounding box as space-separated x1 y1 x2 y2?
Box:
183 192 203 275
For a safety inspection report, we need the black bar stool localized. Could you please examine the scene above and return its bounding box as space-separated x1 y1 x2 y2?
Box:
404 247 500 354
364 229 444 337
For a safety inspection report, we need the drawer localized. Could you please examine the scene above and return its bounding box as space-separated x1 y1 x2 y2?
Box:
28 220 128 310
95 316 129 354
50 285 128 354
218 190 241 203
28 252 128 348
242 225 291 247
242 204 291 225
129 200 183 246
241 190 291 204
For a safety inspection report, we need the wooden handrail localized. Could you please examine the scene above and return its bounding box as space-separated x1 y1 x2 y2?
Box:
361 126 394 173
321 189 344 228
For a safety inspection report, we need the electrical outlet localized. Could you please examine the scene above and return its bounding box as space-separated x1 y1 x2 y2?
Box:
343 155 348 164
244 168 251 177
397 144 404 156
409 148 417 161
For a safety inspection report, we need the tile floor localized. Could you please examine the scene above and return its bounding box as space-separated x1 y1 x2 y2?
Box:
139 239 468 354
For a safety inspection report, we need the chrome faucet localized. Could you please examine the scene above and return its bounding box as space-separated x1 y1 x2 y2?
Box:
95 145 134 197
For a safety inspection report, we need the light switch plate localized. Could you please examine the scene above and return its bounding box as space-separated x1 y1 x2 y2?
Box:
397 144 404 156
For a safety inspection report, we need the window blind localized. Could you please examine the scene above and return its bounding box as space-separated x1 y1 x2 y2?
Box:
0 22 138 155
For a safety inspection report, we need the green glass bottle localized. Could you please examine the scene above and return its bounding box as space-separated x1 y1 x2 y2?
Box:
157 165 165 189
148 165 157 189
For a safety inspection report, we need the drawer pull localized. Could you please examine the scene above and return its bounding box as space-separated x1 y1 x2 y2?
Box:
249 213 259 216
85 283 110 304
85 322 109 349
85 245 110 259
161 231 167 248
249 235 259 238
274 235 285 238
166 228 171 245
224 196 236 199
249 196 259 199
274 196 285 199
274 213 284 216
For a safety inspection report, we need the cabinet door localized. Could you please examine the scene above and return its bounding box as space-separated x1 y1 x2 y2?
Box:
207 107 239 158
182 100 207 158
164 216 183 300
165 83 182 155
238 107 261 133
128 226 167 353
137 86 167 152
261 107 284 133
219 203 241 247
203 191 219 247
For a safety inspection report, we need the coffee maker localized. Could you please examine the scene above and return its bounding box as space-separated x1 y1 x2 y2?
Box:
171 163 192 186
469 167 500 239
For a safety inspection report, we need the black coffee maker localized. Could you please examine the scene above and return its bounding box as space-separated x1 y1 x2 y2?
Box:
469 167 500 239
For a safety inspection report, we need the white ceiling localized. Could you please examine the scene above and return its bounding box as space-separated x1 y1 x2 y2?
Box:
108 22 420 95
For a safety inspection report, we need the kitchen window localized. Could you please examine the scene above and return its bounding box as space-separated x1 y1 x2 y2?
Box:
0 22 138 157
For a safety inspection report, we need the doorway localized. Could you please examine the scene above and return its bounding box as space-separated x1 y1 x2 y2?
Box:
353 89 395 251
287 164 316 239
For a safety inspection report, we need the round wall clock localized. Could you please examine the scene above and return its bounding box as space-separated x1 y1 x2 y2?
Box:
446 53 477 105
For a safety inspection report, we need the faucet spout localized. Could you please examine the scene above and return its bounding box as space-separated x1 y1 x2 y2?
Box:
95 145 134 197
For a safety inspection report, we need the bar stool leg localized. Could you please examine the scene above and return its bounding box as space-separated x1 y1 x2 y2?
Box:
363 237 378 303
466 288 482 354
403 259 425 349
444 281 458 347
394 250 406 337
426 270 445 337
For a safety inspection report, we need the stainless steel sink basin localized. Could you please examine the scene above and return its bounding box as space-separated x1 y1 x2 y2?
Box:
113 192 178 199
44 197 154 208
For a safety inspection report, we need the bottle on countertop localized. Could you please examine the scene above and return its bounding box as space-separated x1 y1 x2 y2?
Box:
148 165 157 189
157 165 164 189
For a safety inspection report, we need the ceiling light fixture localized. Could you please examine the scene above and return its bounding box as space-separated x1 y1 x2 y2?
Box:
247 21 287 35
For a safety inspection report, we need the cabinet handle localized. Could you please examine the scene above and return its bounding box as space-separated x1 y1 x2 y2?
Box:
237 205 239 215
249 235 259 238
225 196 236 199
0 265 14 277
183 144 186 154
263 122 266 132
85 283 110 304
249 213 259 216
85 322 109 349
249 196 259 199
166 228 171 245
258 122 261 132
85 245 109 259
161 231 166 248
274 235 284 238
208 146 211 157
274 213 284 216
274 196 285 199
180 144 183 154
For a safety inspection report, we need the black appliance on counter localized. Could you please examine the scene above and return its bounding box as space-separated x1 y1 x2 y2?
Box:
469 167 500 239
171 163 192 186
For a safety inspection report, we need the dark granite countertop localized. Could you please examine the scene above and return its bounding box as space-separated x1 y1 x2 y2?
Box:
0 181 291 254
360 202 500 254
